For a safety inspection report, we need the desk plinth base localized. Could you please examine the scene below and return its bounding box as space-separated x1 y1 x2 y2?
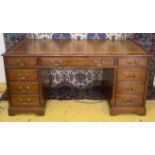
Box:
8 106 45 116
110 106 146 116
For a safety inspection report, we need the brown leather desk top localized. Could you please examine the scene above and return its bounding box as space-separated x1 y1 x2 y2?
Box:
3 40 150 57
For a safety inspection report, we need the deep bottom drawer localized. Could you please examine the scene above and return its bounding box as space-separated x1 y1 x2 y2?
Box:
10 96 40 106
115 95 144 106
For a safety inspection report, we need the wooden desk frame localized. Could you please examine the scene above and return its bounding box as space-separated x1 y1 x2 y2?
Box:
2 40 151 116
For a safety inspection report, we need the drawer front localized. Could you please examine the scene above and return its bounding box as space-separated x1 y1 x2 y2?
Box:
6 57 37 66
8 69 38 81
118 57 148 66
11 96 40 106
115 95 144 106
117 68 146 81
10 82 39 94
40 57 114 67
116 81 145 95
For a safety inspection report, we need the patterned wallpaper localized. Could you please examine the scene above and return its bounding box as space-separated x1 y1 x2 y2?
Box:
31 33 133 40
3 33 154 99
133 33 155 99
4 33 133 49
133 33 152 51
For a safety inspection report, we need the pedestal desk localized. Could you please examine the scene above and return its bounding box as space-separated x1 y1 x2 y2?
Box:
2 40 151 116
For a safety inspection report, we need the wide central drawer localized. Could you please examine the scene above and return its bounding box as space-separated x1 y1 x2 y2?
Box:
9 82 39 94
40 57 114 67
7 69 38 81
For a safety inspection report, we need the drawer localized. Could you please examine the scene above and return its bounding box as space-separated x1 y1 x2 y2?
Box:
10 95 40 106
40 57 114 67
9 82 39 94
116 81 145 95
118 57 148 66
115 95 144 106
117 68 146 81
7 69 38 81
6 57 37 66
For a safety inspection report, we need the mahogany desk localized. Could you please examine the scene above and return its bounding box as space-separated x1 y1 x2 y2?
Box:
2 40 151 116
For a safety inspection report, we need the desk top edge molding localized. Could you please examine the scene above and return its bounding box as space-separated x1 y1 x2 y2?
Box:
2 40 151 57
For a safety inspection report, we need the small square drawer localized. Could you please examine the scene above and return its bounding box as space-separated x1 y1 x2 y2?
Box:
7 69 38 81
116 81 145 95
117 68 146 81
115 95 144 106
9 82 39 94
6 57 37 66
118 57 148 66
10 95 40 106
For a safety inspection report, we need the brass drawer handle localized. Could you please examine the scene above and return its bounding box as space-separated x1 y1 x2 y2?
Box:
123 98 134 103
127 60 140 65
27 98 31 102
17 73 30 80
50 60 62 66
20 98 31 105
126 73 136 79
26 86 30 90
135 60 140 65
126 87 136 92
18 85 30 92
18 86 22 90
94 60 101 66
127 61 133 65
20 98 24 102
101 60 105 63
16 59 29 66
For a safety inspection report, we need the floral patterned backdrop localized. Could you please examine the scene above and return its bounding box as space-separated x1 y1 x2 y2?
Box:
133 33 155 99
3 33 154 99
4 33 133 49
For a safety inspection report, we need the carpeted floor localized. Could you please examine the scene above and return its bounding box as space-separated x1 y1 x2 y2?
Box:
0 83 155 122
